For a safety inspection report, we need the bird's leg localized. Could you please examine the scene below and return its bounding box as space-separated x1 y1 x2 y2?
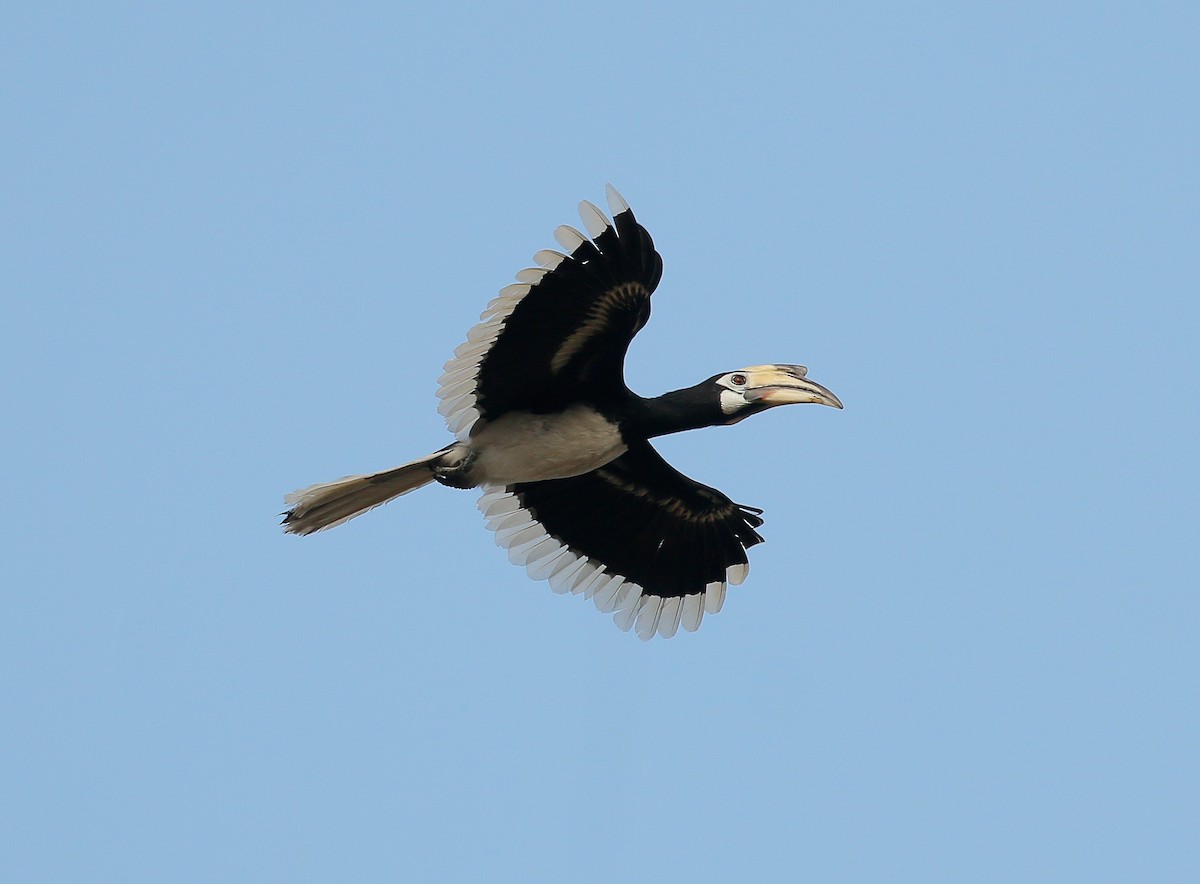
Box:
433 444 477 489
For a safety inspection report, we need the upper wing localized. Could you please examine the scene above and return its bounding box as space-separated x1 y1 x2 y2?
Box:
437 186 663 440
477 441 765 640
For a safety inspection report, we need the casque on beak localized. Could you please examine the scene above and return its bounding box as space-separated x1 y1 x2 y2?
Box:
742 364 844 409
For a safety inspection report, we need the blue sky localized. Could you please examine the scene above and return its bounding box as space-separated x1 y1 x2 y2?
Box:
4 2 1197 881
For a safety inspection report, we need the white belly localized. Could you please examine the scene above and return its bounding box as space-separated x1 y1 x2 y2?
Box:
469 405 628 485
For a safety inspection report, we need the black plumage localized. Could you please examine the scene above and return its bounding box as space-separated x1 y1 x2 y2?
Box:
511 442 764 599
471 205 660 416
283 186 841 639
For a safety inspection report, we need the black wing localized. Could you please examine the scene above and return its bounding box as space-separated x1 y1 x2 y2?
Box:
437 186 663 439
477 441 765 639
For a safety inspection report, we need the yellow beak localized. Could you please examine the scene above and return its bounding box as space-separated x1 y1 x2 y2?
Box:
742 364 843 409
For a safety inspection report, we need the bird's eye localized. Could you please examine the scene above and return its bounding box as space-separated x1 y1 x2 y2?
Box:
730 373 747 386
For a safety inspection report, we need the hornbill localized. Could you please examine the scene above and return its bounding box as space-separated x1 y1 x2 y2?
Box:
282 186 842 639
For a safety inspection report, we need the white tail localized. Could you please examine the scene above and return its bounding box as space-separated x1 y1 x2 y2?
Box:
282 451 443 535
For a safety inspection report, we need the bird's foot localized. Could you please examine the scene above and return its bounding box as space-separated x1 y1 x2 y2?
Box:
433 445 477 489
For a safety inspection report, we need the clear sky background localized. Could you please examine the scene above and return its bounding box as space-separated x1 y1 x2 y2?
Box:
4 3 1197 881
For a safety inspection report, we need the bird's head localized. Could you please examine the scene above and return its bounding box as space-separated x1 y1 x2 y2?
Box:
713 364 843 425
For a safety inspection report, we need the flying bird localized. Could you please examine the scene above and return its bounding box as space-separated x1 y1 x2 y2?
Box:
283 186 842 639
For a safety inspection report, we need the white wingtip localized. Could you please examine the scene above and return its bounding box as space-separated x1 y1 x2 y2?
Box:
704 581 727 614
613 595 641 632
553 225 588 253
534 249 567 269
681 593 704 632
592 576 625 612
515 267 547 284
572 565 608 598
476 486 740 639
547 556 588 594
577 200 610 239
605 183 630 216
527 545 569 581
634 596 664 641
658 597 682 639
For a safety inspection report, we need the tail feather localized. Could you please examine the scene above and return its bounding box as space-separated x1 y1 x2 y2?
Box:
282 451 443 535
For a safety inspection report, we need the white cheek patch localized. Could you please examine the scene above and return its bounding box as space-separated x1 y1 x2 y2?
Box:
719 388 744 415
